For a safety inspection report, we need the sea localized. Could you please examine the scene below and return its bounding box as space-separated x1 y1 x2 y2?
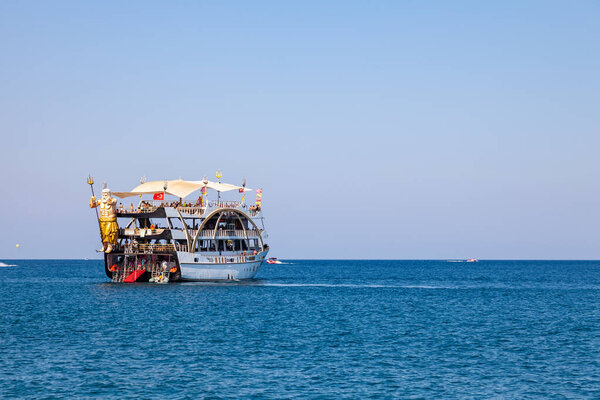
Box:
0 260 599 399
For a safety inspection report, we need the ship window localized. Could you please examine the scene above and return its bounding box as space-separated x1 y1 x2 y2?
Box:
169 218 184 230
200 240 209 252
217 240 224 251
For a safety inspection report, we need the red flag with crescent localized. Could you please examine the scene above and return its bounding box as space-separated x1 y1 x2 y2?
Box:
153 193 164 200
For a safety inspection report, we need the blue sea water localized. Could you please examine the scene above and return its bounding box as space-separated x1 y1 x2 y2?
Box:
0 260 599 399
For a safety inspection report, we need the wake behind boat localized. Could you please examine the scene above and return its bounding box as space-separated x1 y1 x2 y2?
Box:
0 262 17 267
87 174 269 283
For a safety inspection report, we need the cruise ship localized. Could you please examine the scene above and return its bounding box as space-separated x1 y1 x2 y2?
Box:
87 176 269 283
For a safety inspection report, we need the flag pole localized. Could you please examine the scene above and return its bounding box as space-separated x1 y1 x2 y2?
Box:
86 174 103 246
216 169 222 202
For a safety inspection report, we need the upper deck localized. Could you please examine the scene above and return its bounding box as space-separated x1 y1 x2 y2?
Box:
116 200 263 219
102 177 267 257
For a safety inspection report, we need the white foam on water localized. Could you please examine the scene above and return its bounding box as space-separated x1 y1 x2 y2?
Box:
259 283 600 290
0 262 17 267
172 281 600 290
260 283 449 289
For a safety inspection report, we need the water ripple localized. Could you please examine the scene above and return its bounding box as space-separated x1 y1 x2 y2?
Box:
0 259 599 398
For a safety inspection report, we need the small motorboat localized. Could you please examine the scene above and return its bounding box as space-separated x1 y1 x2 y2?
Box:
266 258 282 264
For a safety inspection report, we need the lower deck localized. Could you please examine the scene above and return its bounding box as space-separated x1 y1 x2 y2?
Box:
104 249 269 282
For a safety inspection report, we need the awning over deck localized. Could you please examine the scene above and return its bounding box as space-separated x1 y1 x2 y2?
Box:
189 181 251 193
112 179 251 199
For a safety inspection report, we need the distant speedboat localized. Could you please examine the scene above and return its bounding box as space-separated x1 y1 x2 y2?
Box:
266 258 282 264
0 262 17 267
466 258 478 262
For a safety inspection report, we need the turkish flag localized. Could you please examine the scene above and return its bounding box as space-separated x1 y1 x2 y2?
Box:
153 193 164 200
238 188 245 193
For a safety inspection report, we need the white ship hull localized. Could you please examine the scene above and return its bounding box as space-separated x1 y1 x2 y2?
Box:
178 250 269 280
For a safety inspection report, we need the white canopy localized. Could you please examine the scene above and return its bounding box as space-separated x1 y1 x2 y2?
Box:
112 179 251 199
189 180 251 193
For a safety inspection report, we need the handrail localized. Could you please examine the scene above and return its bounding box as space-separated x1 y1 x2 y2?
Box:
191 229 262 238
204 254 262 264
175 243 188 252
122 228 164 236
118 201 260 215
176 206 205 215
208 201 244 208
123 243 176 253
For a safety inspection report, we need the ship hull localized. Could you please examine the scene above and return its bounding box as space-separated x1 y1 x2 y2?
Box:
104 249 269 282
178 250 269 281
179 259 265 280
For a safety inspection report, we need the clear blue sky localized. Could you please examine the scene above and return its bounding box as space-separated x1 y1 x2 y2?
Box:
1 1 599 259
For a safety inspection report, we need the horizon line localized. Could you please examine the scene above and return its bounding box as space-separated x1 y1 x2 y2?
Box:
2 258 600 262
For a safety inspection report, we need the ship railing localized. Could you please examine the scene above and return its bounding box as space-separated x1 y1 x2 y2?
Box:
207 200 244 208
118 201 161 213
118 203 206 213
191 229 263 238
176 206 205 215
117 200 260 215
118 205 157 214
121 228 164 236
123 243 176 254
205 255 262 264
151 200 203 208
175 243 188 252
148 200 185 208
141 200 244 210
